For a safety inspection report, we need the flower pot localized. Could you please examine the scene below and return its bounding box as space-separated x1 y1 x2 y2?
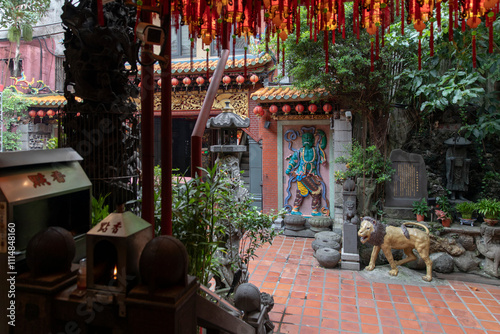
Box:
416 214 425 222
441 218 451 227
459 217 477 226
483 218 499 226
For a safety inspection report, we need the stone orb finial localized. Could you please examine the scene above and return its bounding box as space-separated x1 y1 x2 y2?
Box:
26 226 76 278
139 236 188 292
234 283 261 312
343 178 356 191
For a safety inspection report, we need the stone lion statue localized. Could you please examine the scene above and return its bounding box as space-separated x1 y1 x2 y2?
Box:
358 217 433 282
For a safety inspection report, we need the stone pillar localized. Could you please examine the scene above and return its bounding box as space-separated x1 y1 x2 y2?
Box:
333 115 352 227
341 179 360 270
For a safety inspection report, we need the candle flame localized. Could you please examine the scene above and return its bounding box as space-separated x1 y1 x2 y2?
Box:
113 265 117 280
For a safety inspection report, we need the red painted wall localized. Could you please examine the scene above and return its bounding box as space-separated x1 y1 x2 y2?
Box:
0 38 58 89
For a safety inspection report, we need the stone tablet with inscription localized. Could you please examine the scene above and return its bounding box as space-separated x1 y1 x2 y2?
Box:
385 149 428 207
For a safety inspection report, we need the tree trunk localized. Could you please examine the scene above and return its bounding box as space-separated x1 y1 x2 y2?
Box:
12 40 21 77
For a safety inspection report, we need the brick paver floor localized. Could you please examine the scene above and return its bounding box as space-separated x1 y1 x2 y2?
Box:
248 235 500 334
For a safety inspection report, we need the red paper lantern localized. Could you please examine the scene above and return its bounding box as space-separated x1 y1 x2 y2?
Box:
250 74 259 86
236 75 245 84
172 78 179 87
295 104 304 114
308 104 318 114
253 106 264 117
269 105 278 114
323 104 332 114
37 110 46 118
222 75 231 85
183 77 191 86
157 79 162 87
196 76 205 86
47 109 55 118
29 110 37 118
282 104 291 114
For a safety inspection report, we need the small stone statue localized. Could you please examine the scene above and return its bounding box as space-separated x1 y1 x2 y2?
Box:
343 179 359 225
444 136 471 200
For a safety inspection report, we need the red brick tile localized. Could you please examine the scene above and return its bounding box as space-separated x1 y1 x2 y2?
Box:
284 305 302 314
377 301 394 309
361 323 381 334
274 289 290 297
302 316 320 327
279 323 300 333
379 316 399 327
436 315 459 326
402 319 421 330
321 318 339 330
298 326 319 334
340 321 360 332
341 304 357 313
322 301 340 311
462 328 488 334
279 278 294 284
308 287 323 293
287 298 305 307
358 292 374 299
390 289 407 296
341 297 357 305
402 330 424 334
382 326 401 334
397 310 417 320
391 296 409 303
358 286 373 293
323 295 339 303
394 302 414 311
307 293 323 301
341 290 356 298
474 312 496 321
360 314 379 325
447 301 469 310
303 307 320 317
305 300 322 308
457 317 481 328
389 284 405 290
468 304 489 313
340 312 359 322
420 322 443 332
269 311 284 322
409 297 428 306
358 298 376 307
359 306 377 315
378 309 397 318
282 314 301 324
413 305 433 314
406 291 425 298
290 291 306 299
274 296 288 304
415 312 437 323
429 299 448 308
322 310 339 319
481 320 500 330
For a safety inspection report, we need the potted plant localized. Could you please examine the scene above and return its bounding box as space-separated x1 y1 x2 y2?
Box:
455 201 476 219
435 209 452 227
477 198 500 226
412 198 429 222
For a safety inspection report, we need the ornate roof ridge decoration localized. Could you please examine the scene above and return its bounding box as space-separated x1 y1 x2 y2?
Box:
23 94 82 107
206 102 250 128
134 52 273 76
251 86 329 102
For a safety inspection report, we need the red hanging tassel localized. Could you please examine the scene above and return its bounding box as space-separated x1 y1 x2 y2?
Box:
396 0 400 16
449 0 453 42
97 0 104 26
430 21 434 56
277 34 280 64
190 38 194 71
332 28 336 44
418 33 422 70
461 17 466 33
232 35 236 67
454 0 459 29
370 40 374 72
376 27 380 60
401 0 405 35
436 1 441 31
324 30 329 73
297 6 301 44
472 32 477 68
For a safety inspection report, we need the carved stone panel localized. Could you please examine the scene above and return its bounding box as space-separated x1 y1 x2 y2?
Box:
385 149 428 207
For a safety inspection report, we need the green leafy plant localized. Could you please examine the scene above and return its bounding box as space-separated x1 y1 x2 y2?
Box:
455 201 477 219
91 193 110 227
477 198 500 220
436 195 452 218
334 140 395 184
412 198 429 217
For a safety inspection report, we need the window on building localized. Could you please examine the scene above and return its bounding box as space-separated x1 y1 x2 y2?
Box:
171 24 195 58
55 57 65 92
2 58 23 77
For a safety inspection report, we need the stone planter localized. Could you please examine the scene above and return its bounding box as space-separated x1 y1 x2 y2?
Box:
314 231 342 244
308 217 333 232
459 217 477 226
483 218 499 226
316 248 341 268
283 215 306 231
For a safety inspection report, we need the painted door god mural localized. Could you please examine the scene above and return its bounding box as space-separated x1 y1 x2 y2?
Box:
284 127 330 216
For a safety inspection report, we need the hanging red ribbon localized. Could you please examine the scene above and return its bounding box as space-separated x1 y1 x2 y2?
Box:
430 21 434 56
401 0 405 35
296 6 301 44
436 1 441 31
324 30 329 73
97 0 104 26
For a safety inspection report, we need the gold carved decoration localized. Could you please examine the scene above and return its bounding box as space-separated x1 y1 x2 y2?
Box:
149 91 249 118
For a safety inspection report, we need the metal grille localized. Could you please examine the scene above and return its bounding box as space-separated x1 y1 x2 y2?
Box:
55 57 65 92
